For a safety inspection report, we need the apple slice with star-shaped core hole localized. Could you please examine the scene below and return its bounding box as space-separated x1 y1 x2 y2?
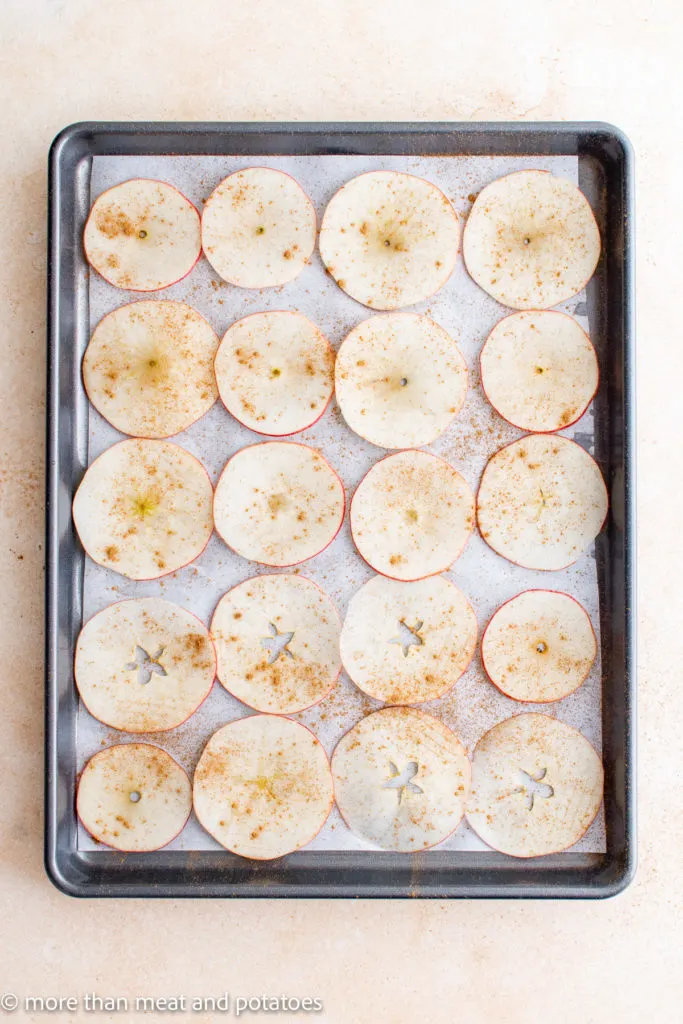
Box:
319 171 460 310
201 167 316 288
211 574 341 714
480 310 598 433
213 441 345 567
350 449 474 581
476 434 608 571
72 438 213 580
334 313 468 449
466 713 603 857
481 590 597 703
463 170 601 309
193 715 333 859
77 743 192 852
83 178 201 291
340 574 477 704
331 706 470 852
83 300 219 439
75 597 216 731
214 311 334 436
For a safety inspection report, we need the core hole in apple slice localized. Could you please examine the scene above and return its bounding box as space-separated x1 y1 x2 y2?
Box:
476 434 608 571
77 743 192 852
319 170 460 309
75 597 216 732
193 715 333 859
72 438 214 580
214 311 334 436
466 713 603 857
213 441 345 567
341 574 477 704
335 313 468 449
211 574 341 714
83 300 219 439
201 167 316 288
83 178 201 292
481 590 597 703
331 706 470 852
480 310 598 433
350 449 475 581
463 170 601 309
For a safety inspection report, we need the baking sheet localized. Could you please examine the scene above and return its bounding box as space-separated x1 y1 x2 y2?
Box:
78 152 605 854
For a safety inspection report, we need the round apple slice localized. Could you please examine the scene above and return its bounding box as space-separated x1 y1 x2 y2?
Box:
463 170 601 309
319 171 460 309
75 598 216 731
83 300 219 438
211 574 341 713
193 715 333 859
466 713 603 857
335 313 468 449
482 590 597 703
476 435 608 571
213 442 344 567
201 167 316 288
332 707 470 852
72 438 213 580
77 743 192 852
341 574 477 704
350 450 475 581
83 178 201 291
214 311 334 436
480 311 598 432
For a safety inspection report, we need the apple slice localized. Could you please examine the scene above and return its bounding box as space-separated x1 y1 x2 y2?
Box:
75 597 216 731
201 167 316 288
211 574 341 714
482 590 597 703
340 574 477 704
319 171 460 309
214 311 334 436
466 713 603 857
335 313 468 449
83 300 219 439
193 715 333 859
72 438 213 580
332 706 470 852
213 442 344 567
476 435 608 571
77 743 192 852
350 449 474 581
463 170 601 309
480 311 598 432
83 178 201 291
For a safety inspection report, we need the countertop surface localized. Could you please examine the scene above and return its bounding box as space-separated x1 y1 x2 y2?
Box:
0 1 679 1021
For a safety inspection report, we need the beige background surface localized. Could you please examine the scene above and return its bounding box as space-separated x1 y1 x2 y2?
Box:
0 1 679 1021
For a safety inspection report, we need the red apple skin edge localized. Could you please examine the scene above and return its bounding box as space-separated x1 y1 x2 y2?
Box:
74 599 218 733
76 742 192 853
83 178 203 293
349 448 475 582
465 714 604 858
321 170 460 310
214 310 335 438
475 435 610 573
192 716 334 860
479 589 597 705
330 707 472 853
83 300 221 440
478 309 599 435
212 442 346 569
462 169 601 311
72 439 215 583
